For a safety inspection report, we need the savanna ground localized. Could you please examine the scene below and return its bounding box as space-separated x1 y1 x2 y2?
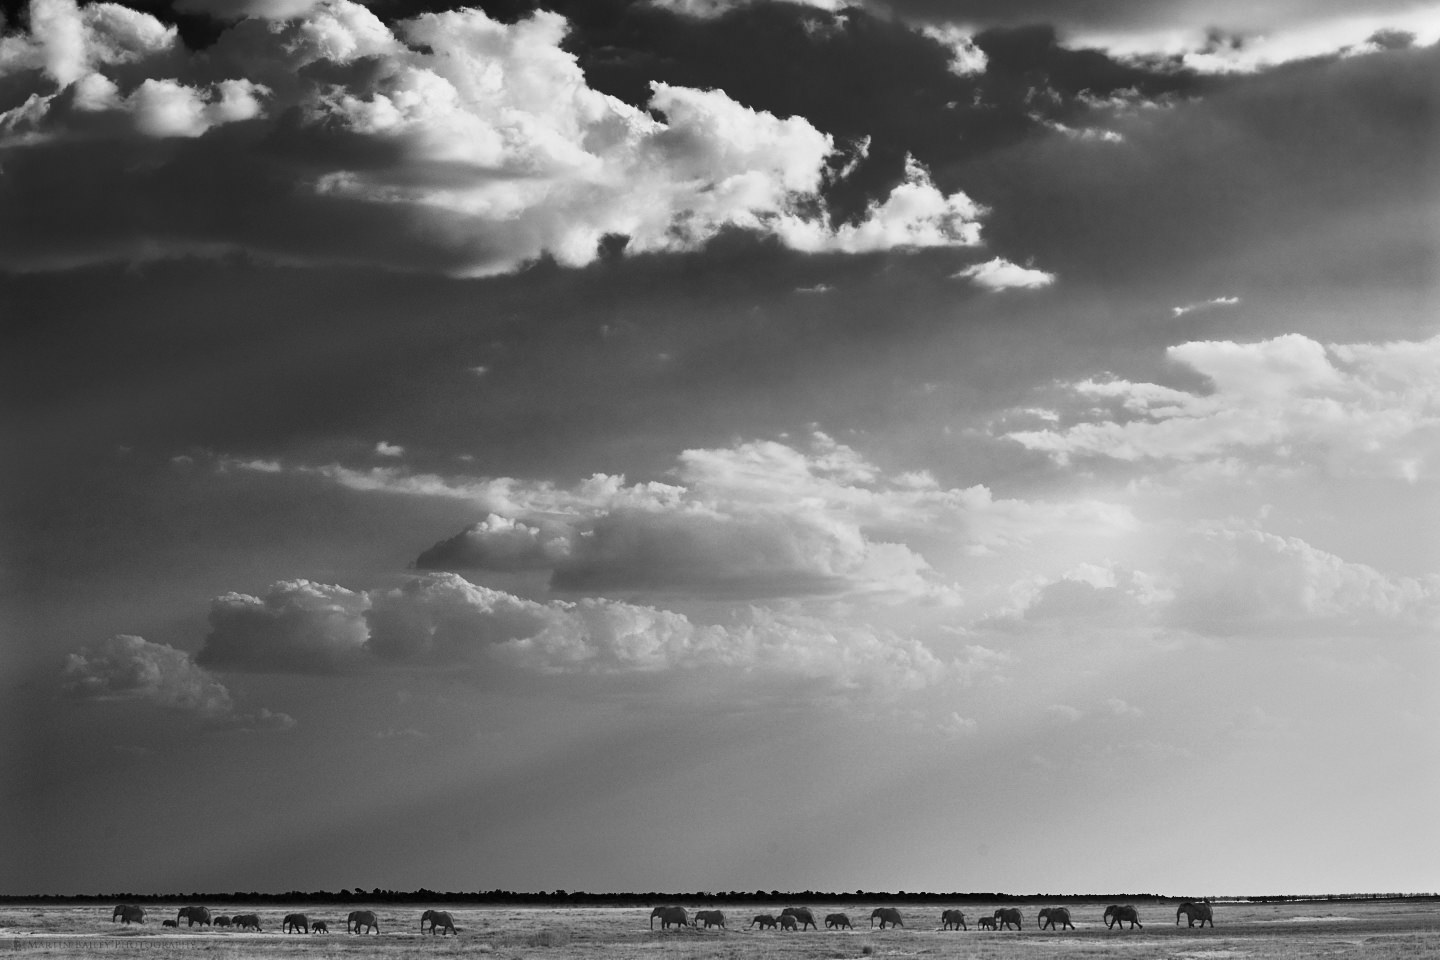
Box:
2 900 1436 960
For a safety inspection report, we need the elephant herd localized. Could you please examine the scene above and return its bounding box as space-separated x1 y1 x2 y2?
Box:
650 902 1216 933
109 906 462 936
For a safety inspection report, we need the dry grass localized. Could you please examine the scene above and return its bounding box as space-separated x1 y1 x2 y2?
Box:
1 899 1436 960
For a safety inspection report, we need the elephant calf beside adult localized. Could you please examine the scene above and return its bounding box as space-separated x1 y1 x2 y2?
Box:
233 914 262 932
748 915 778 930
993 908 1023 931
781 907 817 930
421 910 458 936
1177 902 1214 928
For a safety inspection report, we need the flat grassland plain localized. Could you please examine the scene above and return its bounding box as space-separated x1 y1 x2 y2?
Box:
2 900 1436 960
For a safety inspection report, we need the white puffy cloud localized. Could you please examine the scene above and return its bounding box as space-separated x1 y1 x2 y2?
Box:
61 634 296 729
1006 332 1440 480
188 571 949 689
952 257 1056 291
920 24 988 76
197 579 371 673
0 0 990 274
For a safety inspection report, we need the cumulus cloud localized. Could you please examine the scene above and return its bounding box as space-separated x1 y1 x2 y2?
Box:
1005 332 1440 479
952 257 1056 291
392 433 1131 598
197 579 371 673
0 0 988 274
920 24 989 76
61 634 295 728
188 571 949 689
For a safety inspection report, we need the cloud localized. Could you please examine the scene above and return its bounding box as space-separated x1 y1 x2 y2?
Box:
1005 332 1440 480
936 711 978 739
0 0 988 275
374 441 404 458
920 24 989 76
188 571 950 689
61 634 295 729
1171 295 1240 317
952 256 1056 291
196 579 371 673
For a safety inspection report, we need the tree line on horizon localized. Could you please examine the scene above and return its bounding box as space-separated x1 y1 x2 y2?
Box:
2 890 1436 906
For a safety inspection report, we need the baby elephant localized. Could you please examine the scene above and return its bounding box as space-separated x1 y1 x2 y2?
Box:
976 916 998 930
778 915 799 931
161 920 178 928
825 913 852 930
312 921 329 934
749 915 779 930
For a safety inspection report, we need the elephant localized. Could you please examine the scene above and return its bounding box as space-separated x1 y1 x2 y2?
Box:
941 909 967 930
1177 902 1214 927
421 910 458 936
312 921 330 934
748 915 778 930
649 906 688 930
993 908 1022 931
1104 905 1142 930
870 908 903 929
177 906 211 927
112 905 146 925
283 914 309 934
692 910 726 929
213 916 232 928
348 910 380 935
976 917 997 930
162 920 178 928
234 914 262 931
1038 907 1074 930
825 913 852 930
781 907 817 930
778 915 799 931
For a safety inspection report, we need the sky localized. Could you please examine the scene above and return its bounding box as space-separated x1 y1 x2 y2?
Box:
1 0 1438 898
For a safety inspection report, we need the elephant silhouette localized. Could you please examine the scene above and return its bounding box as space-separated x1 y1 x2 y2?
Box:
748 915 778 930
649 906 688 930
283 914 309 934
692 910 726 929
870 908 903 928
940 909 967 930
976 916 997 930
233 914 262 931
312 921 330 934
421 910 457 936
213 916 232 928
112 905 145 925
1038 907 1074 930
177 907 211 928
1176 902 1213 927
348 911 380 935
825 913 852 930
1104 905 1142 930
781 908 817 930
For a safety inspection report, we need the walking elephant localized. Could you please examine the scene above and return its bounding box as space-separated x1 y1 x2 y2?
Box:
162 920 178 928
112 905 146 925
1177 902 1213 927
941 909 967 930
778 915 799 931
748 915 778 930
283 914 309 934
993 908 1022 931
1038 907 1074 930
781 908 817 930
348 911 380 935
825 913 852 930
213 916 232 928
1104 905 1142 929
177 907 211 927
692 910 726 929
421 910 457 935
870 908 903 928
312 921 330 934
976 917 997 930
233 914 262 931
649 906 688 930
